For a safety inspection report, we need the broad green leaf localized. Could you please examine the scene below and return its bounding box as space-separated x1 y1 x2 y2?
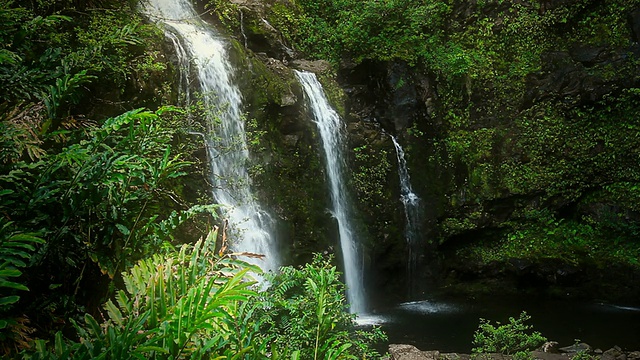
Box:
115 224 130 236
0 280 28 291
0 295 20 306
105 299 124 327
0 269 21 277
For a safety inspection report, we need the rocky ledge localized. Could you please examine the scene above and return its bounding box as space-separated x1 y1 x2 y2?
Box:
386 343 640 360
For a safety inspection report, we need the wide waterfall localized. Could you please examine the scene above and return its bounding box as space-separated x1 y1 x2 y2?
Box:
295 70 366 314
141 0 279 273
391 135 422 296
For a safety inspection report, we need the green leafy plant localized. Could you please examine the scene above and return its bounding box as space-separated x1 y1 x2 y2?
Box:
0 219 44 351
43 70 97 123
17 108 196 278
472 311 547 356
0 220 43 313
24 227 267 359
259 254 386 359
0 106 209 349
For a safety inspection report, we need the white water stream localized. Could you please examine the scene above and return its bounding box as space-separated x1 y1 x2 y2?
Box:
295 70 366 314
391 135 422 292
141 0 279 273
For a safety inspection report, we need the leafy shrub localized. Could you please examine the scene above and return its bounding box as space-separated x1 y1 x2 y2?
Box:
20 245 388 359
23 228 268 359
0 1 162 108
0 219 44 351
472 311 547 356
0 106 212 356
258 254 387 359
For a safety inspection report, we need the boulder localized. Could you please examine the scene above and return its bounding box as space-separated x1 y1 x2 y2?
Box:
228 0 297 60
388 344 439 360
602 347 627 360
628 351 640 360
539 341 561 353
530 351 572 360
291 59 333 74
559 343 592 354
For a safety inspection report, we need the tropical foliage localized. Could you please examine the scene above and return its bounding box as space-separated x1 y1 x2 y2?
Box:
473 311 547 357
24 228 266 360
7 0 640 357
0 105 212 354
20 240 384 359
258 255 386 359
0 0 164 110
0 0 390 358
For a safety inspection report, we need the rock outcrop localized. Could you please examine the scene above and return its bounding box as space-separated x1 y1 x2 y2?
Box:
387 343 640 360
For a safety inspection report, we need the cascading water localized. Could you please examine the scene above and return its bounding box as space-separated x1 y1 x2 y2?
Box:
391 135 422 296
141 0 279 273
239 9 248 49
166 31 191 104
295 70 366 314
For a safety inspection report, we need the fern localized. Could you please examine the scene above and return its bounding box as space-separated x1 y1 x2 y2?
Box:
43 70 97 122
0 217 44 354
0 219 44 315
259 254 386 359
24 227 268 359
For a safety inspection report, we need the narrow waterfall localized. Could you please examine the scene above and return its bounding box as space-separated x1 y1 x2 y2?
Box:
295 70 366 314
391 135 422 295
141 0 279 273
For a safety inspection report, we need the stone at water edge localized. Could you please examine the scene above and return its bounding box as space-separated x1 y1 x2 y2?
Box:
628 351 640 360
602 346 626 360
559 343 593 354
387 344 440 360
539 341 561 353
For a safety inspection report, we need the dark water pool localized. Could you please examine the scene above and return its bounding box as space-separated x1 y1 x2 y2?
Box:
361 295 640 353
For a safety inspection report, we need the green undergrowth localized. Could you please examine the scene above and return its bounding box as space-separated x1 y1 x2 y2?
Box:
473 311 547 358
458 209 640 269
20 242 386 359
0 0 168 112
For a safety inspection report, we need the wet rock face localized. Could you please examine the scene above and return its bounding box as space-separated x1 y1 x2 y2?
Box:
439 247 640 303
388 345 441 360
226 0 296 60
192 0 640 300
631 9 640 42
523 45 640 108
338 60 433 134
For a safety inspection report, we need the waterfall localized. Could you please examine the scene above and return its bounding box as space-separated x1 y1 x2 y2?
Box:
239 9 248 49
141 0 279 273
390 136 422 296
295 70 366 314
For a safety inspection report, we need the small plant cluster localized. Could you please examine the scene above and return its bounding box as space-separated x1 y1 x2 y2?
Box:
259 255 387 359
472 311 547 360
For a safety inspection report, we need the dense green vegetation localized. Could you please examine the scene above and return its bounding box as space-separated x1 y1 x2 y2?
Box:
0 0 194 353
472 311 547 359
20 235 384 359
3 0 640 356
0 0 387 357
